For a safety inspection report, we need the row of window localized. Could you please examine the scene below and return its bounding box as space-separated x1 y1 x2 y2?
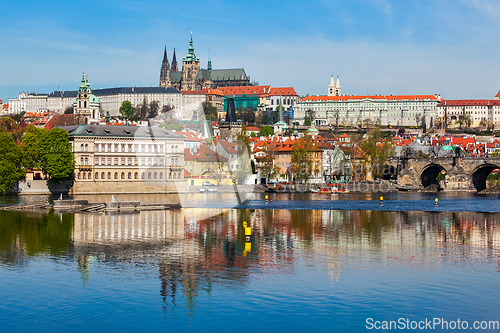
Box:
77 171 183 180
81 143 180 153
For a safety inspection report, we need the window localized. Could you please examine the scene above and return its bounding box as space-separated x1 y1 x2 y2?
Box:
154 158 158 165
154 172 157 179
134 158 138 165
160 172 163 179
121 172 125 179
84 157 88 165
114 158 118 165
95 159 99 166
128 158 132 165
173 173 176 179
178 172 181 179
88 172 92 179
128 172 131 179
141 172 145 179
148 158 152 165
121 158 125 165
108 144 111 152
101 172 105 179
80 157 84 165
134 172 138 179
78 172 81 179
148 172 152 179
114 172 118 179
175 158 178 166
95 172 99 179
141 158 145 165
114 144 118 152
121 144 125 152
80 144 84 151
85 144 88 151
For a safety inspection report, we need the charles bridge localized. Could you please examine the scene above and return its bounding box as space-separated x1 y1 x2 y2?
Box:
385 156 500 192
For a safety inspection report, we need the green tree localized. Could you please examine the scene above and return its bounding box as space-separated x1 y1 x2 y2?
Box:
64 106 73 114
359 128 395 179
234 125 252 184
304 118 312 126
0 132 25 194
119 101 138 122
203 101 217 120
291 135 317 183
38 128 75 182
258 125 274 137
148 101 160 119
259 144 279 182
21 125 45 170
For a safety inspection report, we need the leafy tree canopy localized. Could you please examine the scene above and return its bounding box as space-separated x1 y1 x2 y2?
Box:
258 125 274 137
119 101 138 122
0 132 25 194
38 128 75 182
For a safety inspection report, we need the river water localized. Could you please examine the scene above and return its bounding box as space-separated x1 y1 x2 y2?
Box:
1 193 500 332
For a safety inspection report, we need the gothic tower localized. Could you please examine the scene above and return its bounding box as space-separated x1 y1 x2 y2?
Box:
328 75 341 96
181 32 200 91
171 48 178 72
207 46 212 72
159 47 171 88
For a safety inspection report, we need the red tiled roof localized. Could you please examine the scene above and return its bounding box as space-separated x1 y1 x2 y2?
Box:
268 87 298 96
44 114 74 130
495 90 500 98
220 85 271 96
438 99 500 106
184 169 191 178
246 126 260 132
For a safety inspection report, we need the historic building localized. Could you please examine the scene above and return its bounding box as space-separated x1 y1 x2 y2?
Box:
159 33 251 91
63 125 186 194
328 75 341 96
295 94 439 128
73 74 101 125
437 99 500 127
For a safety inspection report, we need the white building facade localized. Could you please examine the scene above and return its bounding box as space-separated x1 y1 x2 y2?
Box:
295 94 439 128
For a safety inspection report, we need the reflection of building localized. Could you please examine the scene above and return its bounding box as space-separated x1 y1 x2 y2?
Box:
62 125 186 194
73 211 185 245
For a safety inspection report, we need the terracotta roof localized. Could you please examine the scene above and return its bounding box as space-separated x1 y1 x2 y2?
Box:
184 145 227 162
206 88 224 96
496 90 500 98
438 99 500 106
218 140 238 154
246 126 260 131
219 85 271 96
339 133 350 138
44 114 75 130
268 87 298 96
184 169 191 178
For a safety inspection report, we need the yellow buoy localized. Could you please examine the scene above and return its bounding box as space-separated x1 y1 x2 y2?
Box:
435 198 438 205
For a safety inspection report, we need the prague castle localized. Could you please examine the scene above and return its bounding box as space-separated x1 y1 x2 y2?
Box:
159 33 251 91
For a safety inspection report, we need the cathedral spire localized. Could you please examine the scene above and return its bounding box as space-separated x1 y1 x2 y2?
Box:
171 48 178 72
184 32 199 62
208 46 212 72
159 46 171 88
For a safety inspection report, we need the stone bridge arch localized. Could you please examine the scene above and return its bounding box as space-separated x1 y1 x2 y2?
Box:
471 163 500 192
382 164 398 180
420 163 446 189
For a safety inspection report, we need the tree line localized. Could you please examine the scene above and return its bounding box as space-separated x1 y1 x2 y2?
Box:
0 121 74 194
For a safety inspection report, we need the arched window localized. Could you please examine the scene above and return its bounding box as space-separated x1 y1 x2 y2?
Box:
148 172 151 179
154 172 157 179
141 172 145 179
128 172 131 179
175 158 178 166
82 173 86 179
107 172 111 179
173 173 176 179
101 172 105 179
135 172 138 179
80 144 84 151
84 101 87 108
178 172 181 180
79 101 81 108
85 144 88 151
114 172 118 179
171 145 174 152
271 99 273 105
159 172 163 179
80 157 84 165
121 172 125 179
84 157 88 165
171 158 174 165
78 172 81 179
88 172 91 179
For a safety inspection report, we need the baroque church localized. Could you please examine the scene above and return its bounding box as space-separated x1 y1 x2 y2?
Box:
159 33 251 91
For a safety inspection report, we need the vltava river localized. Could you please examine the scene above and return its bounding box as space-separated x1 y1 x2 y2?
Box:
1 193 499 332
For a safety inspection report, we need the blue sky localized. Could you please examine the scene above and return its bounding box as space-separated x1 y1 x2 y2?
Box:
1 0 500 102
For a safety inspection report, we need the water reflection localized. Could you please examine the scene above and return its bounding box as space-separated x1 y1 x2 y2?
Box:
1 208 500 318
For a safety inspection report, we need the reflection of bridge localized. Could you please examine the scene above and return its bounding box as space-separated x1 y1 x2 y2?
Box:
386 157 500 192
